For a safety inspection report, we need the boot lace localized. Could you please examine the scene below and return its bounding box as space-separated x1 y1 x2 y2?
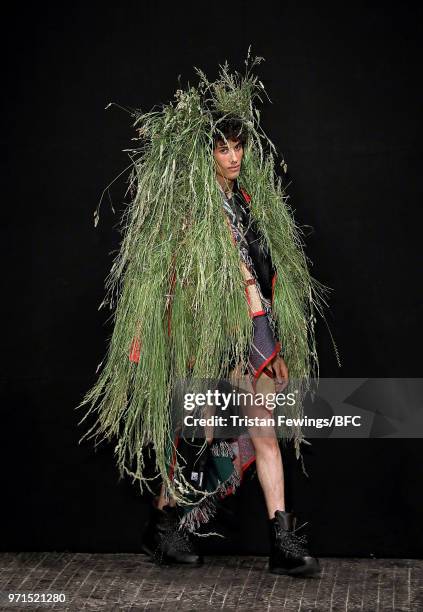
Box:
153 522 194 564
275 521 310 558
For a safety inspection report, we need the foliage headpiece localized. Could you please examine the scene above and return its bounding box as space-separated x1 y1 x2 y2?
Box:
76 52 337 504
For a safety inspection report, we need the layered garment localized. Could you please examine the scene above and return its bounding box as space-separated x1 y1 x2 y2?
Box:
76 58 334 536
166 180 284 533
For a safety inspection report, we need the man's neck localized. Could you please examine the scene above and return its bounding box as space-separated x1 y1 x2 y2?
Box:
216 175 236 196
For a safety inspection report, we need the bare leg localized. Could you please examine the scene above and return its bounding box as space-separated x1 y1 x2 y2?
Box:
157 483 176 510
251 432 285 517
230 366 286 518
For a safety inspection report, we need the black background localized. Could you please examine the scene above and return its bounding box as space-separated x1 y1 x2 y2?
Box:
2 2 422 557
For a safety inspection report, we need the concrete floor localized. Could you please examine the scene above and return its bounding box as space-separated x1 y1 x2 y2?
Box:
0 552 421 611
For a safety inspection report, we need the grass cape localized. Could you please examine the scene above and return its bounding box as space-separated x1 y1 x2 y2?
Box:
76 52 338 506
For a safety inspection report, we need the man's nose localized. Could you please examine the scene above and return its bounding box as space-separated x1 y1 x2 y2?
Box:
230 149 238 162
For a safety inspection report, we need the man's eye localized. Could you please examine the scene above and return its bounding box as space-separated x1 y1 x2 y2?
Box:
220 149 228 153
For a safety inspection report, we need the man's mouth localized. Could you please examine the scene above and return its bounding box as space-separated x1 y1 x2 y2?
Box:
229 165 240 172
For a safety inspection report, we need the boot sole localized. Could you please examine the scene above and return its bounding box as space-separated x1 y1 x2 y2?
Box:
141 544 203 566
269 564 321 577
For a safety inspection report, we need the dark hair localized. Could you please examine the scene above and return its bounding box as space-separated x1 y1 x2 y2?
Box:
212 115 249 148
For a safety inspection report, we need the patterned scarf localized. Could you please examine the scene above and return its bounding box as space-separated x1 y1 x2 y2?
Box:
219 180 281 389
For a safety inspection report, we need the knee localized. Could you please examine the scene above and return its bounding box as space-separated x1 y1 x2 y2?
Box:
252 433 280 457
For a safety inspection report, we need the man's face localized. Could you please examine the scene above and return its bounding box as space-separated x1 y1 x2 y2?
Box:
213 138 244 182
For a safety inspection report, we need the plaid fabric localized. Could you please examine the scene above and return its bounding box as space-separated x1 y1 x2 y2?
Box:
220 182 281 390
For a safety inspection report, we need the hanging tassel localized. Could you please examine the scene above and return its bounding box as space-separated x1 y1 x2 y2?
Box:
129 337 141 363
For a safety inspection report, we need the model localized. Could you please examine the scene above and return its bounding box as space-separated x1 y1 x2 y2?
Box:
77 52 335 577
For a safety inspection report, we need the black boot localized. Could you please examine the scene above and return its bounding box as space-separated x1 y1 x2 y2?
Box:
268 510 320 577
142 506 203 566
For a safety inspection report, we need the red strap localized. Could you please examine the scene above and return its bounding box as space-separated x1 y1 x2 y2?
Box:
239 187 251 203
